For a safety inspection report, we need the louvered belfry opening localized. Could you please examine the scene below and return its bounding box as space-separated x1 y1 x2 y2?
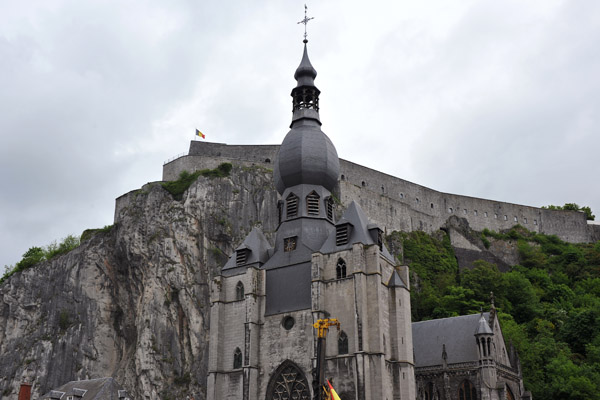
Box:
286 193 298 218
326 197 334 221
236 249 247 266
336 224 350 246
306 191 320 215
292 86 320 112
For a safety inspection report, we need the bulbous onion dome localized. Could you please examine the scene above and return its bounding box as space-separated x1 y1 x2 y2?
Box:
273 43 340 195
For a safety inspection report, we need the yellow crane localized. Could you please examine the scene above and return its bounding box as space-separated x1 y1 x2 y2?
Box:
313 318 340 400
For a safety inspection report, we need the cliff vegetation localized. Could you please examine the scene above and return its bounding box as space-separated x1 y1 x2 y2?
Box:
391 228 600 400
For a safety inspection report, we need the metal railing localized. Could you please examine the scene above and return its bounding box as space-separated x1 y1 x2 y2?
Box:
163 152 187 165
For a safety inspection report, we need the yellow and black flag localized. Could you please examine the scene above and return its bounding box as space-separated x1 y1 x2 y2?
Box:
195 129 205 139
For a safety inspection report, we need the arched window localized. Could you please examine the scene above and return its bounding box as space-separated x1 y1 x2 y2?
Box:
336 258 347 279
266 360 310 400
306 191 320 215
233 347 243 369
286 193 298 219
423 382 436 400
506 386 515 400
338 331 348 354
458 380 477 400
236 281 244 301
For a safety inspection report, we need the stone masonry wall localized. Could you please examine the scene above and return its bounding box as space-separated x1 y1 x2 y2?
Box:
162 141 597 243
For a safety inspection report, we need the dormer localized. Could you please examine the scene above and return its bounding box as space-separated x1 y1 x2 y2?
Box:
221 228 273 275
306 191 320 216
336 222 353 246
286 192 299 219
368 223 383 250
236 245 250 267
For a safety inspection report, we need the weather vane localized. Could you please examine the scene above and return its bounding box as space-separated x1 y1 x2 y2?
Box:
297 4 314 43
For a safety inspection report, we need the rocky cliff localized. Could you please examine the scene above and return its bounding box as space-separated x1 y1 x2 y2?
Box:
0 163 526 399
0 164 278 399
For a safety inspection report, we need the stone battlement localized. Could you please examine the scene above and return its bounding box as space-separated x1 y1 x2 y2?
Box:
162 141 599 243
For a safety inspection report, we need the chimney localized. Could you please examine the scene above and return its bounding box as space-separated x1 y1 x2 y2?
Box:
18 383 32 400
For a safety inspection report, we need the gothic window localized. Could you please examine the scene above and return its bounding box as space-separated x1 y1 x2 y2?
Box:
423 382 437 400
266 360 311 400
325 197 334 221
284 236 297 252
458 380 477 400
506 386 515 400
236 249 248 266
306 191 320 215
474 210 478 216
236 281 244 301
233 347 243 369
336 224 350 246
338 331 349 354
286 193 298 219
336 258 347 279
448 207 453 213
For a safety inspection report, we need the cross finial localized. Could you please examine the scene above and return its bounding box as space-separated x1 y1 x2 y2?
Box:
297 4 314 43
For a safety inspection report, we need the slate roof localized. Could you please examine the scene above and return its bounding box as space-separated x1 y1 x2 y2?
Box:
223 227 272 271
412 313 490 367
387 270 407 288
319 201 394 262
475 314 493 335
40 377 128 399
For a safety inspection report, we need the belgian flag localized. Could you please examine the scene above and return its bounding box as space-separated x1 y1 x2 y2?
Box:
195 129 205 139
327 380 341 400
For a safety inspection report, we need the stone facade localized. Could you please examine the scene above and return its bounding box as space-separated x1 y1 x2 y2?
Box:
413 312 531 400
206 42 416 400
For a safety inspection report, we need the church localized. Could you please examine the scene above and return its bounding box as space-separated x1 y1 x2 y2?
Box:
204 30 531 400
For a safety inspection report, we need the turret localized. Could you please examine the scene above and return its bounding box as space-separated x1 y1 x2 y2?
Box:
475 313 497 390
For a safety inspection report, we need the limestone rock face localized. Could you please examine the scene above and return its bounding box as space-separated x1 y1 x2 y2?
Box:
0 165 278 399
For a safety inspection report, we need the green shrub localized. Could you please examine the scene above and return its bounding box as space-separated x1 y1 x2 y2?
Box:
543 203 595 221
81 224 114 242
161 163 233 200
0 235 81 285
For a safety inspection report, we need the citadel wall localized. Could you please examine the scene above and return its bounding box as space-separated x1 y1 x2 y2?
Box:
160 141 598 243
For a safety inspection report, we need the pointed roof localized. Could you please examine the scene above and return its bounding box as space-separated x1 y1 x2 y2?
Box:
222 227 272 271
388 270 407 288
475 314 493 335
294 43 317 87
319 201 394 262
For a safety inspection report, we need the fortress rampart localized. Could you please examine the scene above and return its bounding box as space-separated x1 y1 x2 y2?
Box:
160 141 599 243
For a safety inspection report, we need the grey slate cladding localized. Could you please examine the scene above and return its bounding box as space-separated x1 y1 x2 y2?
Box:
222 227 272 271
412 313 490 367
320 201 395 262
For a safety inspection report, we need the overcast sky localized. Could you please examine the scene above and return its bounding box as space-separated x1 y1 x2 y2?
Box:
1 1 599 269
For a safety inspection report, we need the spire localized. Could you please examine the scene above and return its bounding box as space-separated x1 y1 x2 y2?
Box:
294 44 317 87
291 43 321 116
